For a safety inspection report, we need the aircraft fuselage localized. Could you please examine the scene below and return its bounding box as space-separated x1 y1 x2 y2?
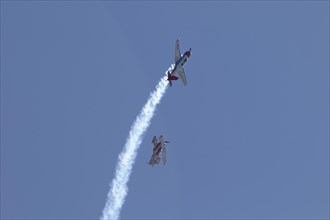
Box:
169 52 190 77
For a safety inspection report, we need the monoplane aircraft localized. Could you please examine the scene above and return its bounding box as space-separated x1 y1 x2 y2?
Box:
167 39 191 86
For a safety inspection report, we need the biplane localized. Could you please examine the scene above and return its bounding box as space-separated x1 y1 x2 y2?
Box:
148 135 169 166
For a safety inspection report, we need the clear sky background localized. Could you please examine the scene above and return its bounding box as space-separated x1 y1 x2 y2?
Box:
1 1 329 219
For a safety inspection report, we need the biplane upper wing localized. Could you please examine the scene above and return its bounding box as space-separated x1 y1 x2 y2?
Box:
162 146 167 165
159 135 165 148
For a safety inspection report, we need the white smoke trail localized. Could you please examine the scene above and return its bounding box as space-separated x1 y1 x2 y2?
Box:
101 68 172 220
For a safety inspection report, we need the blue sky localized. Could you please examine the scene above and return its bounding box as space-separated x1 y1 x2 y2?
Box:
1 1 329 219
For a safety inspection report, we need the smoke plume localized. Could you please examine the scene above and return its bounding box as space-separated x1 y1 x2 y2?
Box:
101 69 171 220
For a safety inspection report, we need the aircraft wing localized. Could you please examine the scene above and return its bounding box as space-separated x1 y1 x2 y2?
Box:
152 136 158 149
178 68 188 85
162 146 167 165
174 39 181 63
159 135 165 148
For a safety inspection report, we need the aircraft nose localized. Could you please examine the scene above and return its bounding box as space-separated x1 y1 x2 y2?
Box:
185 50 191 58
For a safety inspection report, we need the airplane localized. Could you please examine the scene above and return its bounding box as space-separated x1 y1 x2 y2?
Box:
167 39 191 87
148 135 170 167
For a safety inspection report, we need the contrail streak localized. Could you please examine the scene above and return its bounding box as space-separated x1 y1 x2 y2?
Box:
101 69 171 220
